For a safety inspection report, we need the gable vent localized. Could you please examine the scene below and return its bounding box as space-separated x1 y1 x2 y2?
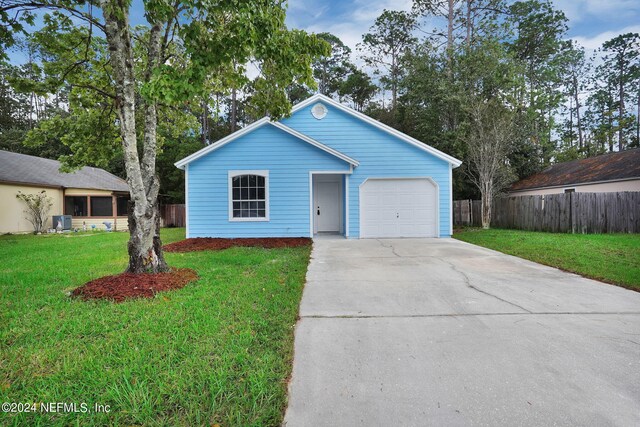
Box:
311 103 328 120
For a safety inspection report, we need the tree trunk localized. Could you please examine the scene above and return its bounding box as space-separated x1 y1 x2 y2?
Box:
569 96 573 147
127 199 166 273
231 87 237 132
390 50 397 111
618 60 625 151
608 86 614 152
101 0 169 274
447 0 454 52
446 0 455 73
637 88 639 146
465 0 472 48
481 183 491 229
573 75 583 149
201 98 209 145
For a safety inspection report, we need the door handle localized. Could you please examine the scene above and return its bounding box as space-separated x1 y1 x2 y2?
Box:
396 212 399 218
317 206 320 215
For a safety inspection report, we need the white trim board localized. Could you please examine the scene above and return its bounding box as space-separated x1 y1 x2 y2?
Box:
175 119 359 169
291 94 462 168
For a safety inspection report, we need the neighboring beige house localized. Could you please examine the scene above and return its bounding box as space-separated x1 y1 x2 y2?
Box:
509 148 640 196
0 150 130 233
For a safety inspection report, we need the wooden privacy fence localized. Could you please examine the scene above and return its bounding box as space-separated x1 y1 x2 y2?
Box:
454 192 640 233
161 204 186 228
453 199 482 227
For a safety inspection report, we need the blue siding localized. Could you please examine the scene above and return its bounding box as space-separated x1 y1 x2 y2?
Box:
281 103 452 237
187 124 350 237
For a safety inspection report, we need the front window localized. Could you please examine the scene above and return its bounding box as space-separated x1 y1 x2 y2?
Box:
229 171 269 221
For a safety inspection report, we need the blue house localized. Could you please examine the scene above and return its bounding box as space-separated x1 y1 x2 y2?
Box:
175 94 462 239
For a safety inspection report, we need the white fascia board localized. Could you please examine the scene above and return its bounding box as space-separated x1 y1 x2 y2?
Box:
270 121 359 166
291 94 463 168
174 117 271 169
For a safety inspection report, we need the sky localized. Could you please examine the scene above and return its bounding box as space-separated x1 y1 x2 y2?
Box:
285 0 640 57
7 0 640 66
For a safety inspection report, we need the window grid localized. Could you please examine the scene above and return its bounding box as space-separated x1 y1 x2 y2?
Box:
231 174 266 218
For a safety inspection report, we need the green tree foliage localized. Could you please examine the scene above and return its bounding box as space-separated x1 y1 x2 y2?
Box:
506 0 570 167
358 9 417 111
338 67 377 111
601 33 640 151
313 32 354 97
557 41 589 155
1 0 328 273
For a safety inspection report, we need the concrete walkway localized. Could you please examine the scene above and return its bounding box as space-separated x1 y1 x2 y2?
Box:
284 238 640 427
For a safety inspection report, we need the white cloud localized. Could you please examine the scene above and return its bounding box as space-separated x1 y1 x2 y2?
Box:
350 0 413 22
286 0 329 27
552 0 639 23
289 0 414 50
583 0 639 18
572 24 640 50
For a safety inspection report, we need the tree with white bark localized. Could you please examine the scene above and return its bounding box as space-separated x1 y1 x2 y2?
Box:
465 99 515 228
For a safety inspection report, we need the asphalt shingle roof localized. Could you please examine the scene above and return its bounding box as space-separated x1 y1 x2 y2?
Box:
0 150 129 192
510 148 640 191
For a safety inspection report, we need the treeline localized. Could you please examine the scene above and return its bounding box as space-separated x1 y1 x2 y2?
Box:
307 1 640 201
1 0 638 206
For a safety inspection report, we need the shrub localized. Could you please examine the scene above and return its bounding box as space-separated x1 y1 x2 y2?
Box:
16 190 53 234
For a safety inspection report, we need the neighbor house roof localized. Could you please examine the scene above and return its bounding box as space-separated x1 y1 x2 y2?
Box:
510 148 640 192
0 150 129 192
175 118 360 170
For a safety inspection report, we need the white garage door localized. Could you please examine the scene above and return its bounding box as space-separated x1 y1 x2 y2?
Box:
360 178 438 238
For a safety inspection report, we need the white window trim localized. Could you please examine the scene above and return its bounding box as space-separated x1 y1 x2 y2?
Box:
228 170 270 222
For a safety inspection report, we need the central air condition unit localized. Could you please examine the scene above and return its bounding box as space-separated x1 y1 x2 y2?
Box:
52 215 72 230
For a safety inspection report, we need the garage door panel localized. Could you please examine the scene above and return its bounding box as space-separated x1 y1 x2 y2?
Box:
360 178 437 238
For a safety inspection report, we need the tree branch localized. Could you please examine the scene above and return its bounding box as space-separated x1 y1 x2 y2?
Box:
1 1 106 32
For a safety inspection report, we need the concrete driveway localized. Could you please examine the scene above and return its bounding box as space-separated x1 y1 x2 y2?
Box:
284 238 640 426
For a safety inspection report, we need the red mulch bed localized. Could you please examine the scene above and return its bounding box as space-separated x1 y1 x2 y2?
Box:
163 237 312 253
71 268 198 303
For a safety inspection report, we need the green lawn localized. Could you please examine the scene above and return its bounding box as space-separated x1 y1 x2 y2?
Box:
454 228 640 291
0 229 311 426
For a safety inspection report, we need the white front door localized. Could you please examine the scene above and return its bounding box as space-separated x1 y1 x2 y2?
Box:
315 181 341 233
360 178 438 238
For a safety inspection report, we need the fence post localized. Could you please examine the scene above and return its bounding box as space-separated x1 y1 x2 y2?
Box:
569 191 573 234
